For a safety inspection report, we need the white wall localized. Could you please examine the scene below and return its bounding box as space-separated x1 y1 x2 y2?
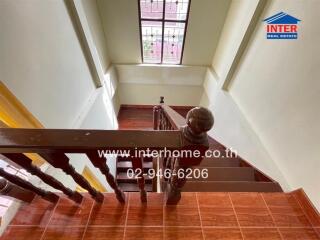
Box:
200 69 289 190
227 0 320 210
0 0 120 194
0 0 96 128
119 82 203 106
79 0 110 72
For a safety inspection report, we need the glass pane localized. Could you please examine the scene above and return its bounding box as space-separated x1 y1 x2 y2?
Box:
140 0 164 19
165 0 190 21
163 22 185 64
141 21 163 63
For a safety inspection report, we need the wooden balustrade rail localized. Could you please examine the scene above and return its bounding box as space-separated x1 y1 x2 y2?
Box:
0 96 213 205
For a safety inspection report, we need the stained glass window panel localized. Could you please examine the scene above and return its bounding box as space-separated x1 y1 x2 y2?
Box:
165 0 189 21
140 0 164 19
163 22 185 64
141 21 163 63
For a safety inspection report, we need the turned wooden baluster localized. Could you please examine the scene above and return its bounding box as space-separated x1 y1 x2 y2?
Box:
0 178 35 203
3 153 83 204
153 106 160 130
0 168 59 203
131 156 147 202
86 151 125 203
166 107 214 204
40 152 104 203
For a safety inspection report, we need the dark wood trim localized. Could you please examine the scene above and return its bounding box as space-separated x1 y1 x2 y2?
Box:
180 0 191 65
0 128 182 153
160 105 186 129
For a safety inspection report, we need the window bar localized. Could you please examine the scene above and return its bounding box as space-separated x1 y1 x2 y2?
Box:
138 0 144 63
179 0 191 64
160 0 166 63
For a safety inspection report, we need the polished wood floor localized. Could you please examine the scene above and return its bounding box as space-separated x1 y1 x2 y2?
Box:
2 192 320 240
117 105 193 130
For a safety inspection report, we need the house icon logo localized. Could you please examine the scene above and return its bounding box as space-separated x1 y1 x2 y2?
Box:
263 12 301 39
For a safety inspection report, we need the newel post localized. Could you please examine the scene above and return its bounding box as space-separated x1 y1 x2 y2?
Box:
166 107 214 204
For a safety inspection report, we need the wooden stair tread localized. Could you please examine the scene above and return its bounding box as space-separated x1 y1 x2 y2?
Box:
117 161 153 169
193 167 255 181
199 157 240 167
118 183 153 192
117 172 153 182
183 181 282 192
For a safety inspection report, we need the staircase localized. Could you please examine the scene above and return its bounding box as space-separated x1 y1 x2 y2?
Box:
116 105 282 193
116 156 154 192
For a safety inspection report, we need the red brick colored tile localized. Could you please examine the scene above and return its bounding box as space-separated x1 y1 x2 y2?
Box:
235 207 274 227
126 192 163 226
315 228 320 237
263 193 301 209
164 206 201 226
164 227 203 240
125 227 163 240
279 228 320 240
203 227 242 240
197 193 232 207
1 226 44 240
88 193 127 226
10 197 55 226
83 226 124 240
269 206 312 227
49 196 93 226
242 228 281 240
199 206 238 227
42 226 85 240
230 193 267 208
174 192 198 207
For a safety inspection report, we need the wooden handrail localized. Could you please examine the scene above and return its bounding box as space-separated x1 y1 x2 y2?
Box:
0 96 214 205
160 105 186 130
0 129 182 153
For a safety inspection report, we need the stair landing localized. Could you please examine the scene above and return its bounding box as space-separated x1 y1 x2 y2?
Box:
2 191 320 239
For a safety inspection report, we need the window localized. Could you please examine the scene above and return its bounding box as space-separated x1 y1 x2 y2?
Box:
138 0 191 64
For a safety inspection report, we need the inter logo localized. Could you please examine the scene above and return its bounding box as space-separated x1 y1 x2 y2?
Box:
263 12 301 39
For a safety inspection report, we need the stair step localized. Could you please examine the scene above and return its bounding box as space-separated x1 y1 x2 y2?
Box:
117 161 153 172
118 183 153 192
192 167 254 181
183 181 282 192
117 172 153 183
199 157 240 167
117 156 153 162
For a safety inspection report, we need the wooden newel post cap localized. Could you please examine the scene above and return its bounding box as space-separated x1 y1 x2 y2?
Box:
160 96 164 104
183 107 214 144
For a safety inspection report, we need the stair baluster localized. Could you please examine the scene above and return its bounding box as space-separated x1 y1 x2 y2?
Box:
0 167 59 203
40 152 104 203
86 151 125 203
3 153 83 203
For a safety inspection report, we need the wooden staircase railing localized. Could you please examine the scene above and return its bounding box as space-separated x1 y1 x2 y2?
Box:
0 97 213 205
154 97 214 204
